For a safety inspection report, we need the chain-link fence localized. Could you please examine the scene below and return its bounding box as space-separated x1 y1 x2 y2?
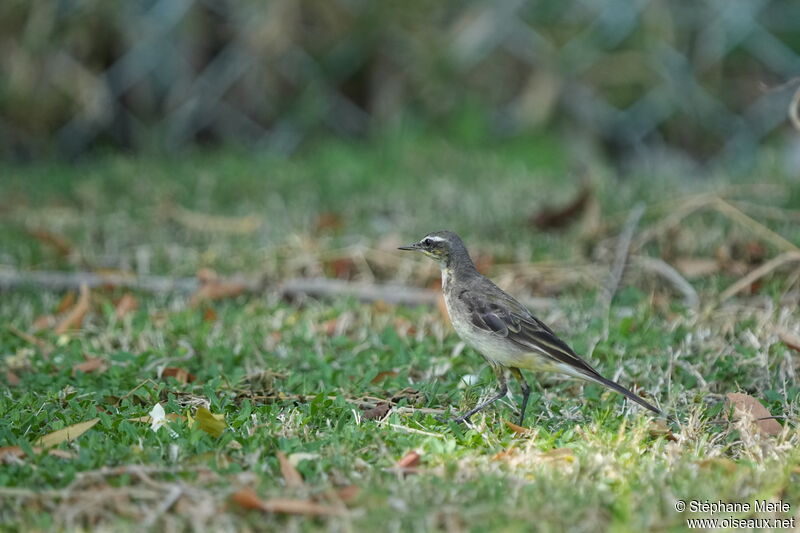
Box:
1 0 799 163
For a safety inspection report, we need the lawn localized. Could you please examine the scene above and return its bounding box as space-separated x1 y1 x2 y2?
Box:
1 135 800 531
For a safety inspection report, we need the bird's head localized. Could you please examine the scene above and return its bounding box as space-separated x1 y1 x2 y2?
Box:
398 230 471 269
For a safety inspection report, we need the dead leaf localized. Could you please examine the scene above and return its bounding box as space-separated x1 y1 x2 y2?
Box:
231 487 265 511
55 291 77 314
538 448 575 462
504 420 531 434
648 420 677 441
491 447 518 461
36 418 100 448
396 451 421 469
725 393 782 435
71 356 107 376
320 318 339 337
314 212 344 234
170 205 262 234
190 269 246 305
362 402 391 420
389 388 425 406
673 257 720 279
277 451 304 488
335 485 359 504
5 370 20 386
0 446 75 463
202 307 218 322
696 457 737 474
530 185 593 230
33 314 57 331
778 329 800 353
194 407 226 438
371 371 398 384
326 257 356 279
54 283 91 334
28 228 72 257
231 488 344 516
114 293 138 319
161 367 197 384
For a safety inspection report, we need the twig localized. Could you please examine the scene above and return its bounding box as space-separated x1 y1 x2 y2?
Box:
599 204 645 340
719 251 800 303
0 269 554 310
712 198 799 253
142 485 183 527
632 256 700 309
380 422 445 438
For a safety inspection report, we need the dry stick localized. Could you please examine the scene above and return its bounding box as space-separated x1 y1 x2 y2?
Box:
719 251 800 303
0 269 554 310
712 198 800 253
632 256 700 309
599 203 646 341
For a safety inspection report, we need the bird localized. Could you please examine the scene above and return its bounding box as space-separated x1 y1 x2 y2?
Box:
399 230 662 425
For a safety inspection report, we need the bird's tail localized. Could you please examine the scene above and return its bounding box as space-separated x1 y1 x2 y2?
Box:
582 371 662 416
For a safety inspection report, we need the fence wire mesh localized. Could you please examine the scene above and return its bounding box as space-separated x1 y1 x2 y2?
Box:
1 0 799 162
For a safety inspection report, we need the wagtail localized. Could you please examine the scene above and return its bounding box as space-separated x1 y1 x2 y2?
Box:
399 230 661 424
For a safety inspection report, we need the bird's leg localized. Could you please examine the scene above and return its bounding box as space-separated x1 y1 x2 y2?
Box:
449 368 508 423
510 367 531 426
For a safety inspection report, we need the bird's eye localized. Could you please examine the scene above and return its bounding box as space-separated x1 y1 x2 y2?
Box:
422 238 433 247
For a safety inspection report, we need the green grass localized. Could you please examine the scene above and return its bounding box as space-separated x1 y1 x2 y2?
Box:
1 135 800 531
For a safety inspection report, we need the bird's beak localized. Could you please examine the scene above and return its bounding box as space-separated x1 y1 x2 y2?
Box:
398 242 421 251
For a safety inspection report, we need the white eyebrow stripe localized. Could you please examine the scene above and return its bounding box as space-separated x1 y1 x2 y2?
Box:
425 235 446 242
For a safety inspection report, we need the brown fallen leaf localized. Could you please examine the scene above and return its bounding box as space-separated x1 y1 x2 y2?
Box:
314 211 344 234
190 269 246 305
725 393 782 436
696 457 737 474
161 367 197 384
231 488 344 516
335 485 360 504
504 420 531 434
396 451 421 469
648 419 677 442
114 293 138 319
491 447 518 461
71 356 108 376
325 257 356 279
673 257 720 279
538 448 575 462
36 418 100 448
54 283 91 334
0 446 75 463
362 402 391 421
778 329 800 353
530 184 593 230
55 291 77 314
370 370 398 384
276 451 304 488
170 205 262 234
202 307 218 322
28 228 73 257
5 370 20 386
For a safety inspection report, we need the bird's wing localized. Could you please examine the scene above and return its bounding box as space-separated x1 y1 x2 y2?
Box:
458 283 663 416
458 287 601 378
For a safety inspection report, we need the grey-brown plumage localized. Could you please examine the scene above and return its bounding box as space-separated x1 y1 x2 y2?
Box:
400 230 661 424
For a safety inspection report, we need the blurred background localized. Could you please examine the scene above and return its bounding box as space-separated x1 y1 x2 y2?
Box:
2 0 799 167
